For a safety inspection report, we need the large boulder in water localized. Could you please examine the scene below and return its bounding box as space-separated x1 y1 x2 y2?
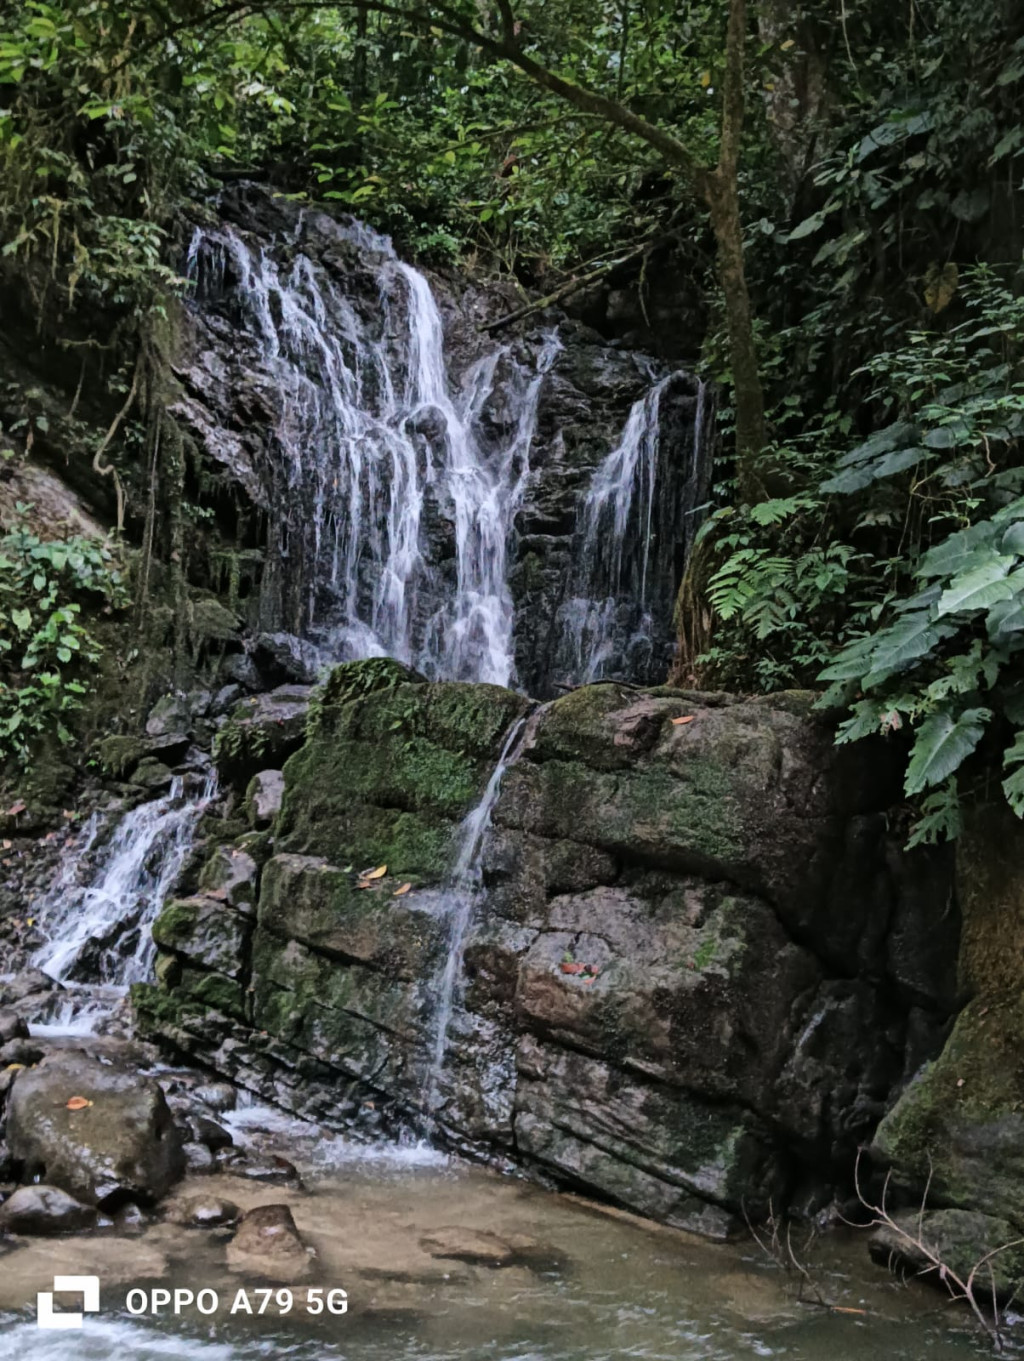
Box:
6 1050 185 1208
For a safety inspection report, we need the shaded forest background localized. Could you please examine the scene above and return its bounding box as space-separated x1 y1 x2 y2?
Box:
1 0 1023 842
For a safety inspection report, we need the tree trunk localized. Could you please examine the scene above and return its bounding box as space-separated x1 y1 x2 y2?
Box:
706 0 766 502
705 166 766 503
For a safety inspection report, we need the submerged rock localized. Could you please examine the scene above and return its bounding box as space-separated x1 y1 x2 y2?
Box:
227 1203 312 1282
420 1227 546 1268
168 1193 240 1228
0 1184 97 1235
6 1050 185 1208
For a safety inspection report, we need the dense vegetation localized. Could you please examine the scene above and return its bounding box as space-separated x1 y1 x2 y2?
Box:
1 0 1023 838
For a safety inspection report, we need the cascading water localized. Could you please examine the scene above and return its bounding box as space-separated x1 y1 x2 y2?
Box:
555 373 713 685
28 774 217 1032
185 214 560 688
423 714 531 1120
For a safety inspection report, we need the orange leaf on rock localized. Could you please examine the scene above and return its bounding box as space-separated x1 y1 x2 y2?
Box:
66 1096 93 1111
393 883 412 897
671 716 695 726
359 864 387 881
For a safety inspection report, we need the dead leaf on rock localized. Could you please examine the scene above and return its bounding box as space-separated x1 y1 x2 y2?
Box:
393 883 412 897
66 1096 93 1111
5 801 26 817
671 716 695 726
359 864 387 881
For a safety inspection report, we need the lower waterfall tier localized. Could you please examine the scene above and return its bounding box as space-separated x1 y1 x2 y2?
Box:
135 659 958 1239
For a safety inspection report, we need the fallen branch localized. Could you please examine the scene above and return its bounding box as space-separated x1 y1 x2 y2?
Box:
855 1148 1024 1351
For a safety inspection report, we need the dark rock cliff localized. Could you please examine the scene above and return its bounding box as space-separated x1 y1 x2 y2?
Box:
136 660 959 1237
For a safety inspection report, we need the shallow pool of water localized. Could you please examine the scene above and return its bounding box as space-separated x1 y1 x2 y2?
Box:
0 1121 1007 1361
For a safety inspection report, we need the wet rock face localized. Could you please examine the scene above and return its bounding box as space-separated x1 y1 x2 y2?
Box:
173 184 709 696
6 1050 185 1208
137 663 958 1237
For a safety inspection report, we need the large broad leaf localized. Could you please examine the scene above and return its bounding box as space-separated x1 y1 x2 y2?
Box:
937 553 1016 615
987 596 1024 640
905 708 991 795
1000 521 1024 556
917 523 1000 578
821 447 926 494
853 612 956 689
835 421 918 469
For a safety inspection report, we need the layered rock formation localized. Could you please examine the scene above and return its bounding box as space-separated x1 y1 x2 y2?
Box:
136 659 959 1237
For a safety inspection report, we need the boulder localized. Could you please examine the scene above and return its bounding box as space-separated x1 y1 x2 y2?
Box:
145 692 192 739
198 845 259 914
245 770 285 828
215 686 312 787
227 1204 312 1282
182 1141 216 1174
0 1184 97 1235
0 1012 28 1046
869 1209 1024 1303
6 1050 185 1207
152 896 250 976
191 1082 237 1113
140 667 958 1240
253 632 324 685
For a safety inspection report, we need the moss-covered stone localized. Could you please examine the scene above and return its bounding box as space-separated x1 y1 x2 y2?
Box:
96 734 150 779
277 675 528 875
215 685 311 787
873 801 1024 1229
152 895 250 977
258 853 439 978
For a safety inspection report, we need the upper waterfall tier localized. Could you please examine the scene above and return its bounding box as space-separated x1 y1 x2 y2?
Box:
174 185 713 694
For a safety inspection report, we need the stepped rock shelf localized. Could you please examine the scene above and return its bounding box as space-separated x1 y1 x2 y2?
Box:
136 659 959 1238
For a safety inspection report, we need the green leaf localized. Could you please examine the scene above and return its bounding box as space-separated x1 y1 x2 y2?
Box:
936 554 1015 615
907 778 962 847
905 708 991 795
11 607 30 631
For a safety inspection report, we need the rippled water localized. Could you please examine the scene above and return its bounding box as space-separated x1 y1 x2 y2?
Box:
0 1126 1004 1361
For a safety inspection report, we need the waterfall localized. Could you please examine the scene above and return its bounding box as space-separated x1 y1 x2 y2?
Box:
29 775 217 1029
185 216 559 688
423 714 531 1119
555 374 713 684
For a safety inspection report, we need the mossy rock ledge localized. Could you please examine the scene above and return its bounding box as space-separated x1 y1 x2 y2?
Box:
136 662 958 1239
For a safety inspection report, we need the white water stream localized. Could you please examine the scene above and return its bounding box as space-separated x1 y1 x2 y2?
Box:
187 219 561 689
27 775 217 1033
556 374 712 683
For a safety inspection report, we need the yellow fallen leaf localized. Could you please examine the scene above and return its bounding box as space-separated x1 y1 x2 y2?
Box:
66 1096 93 1111
393 883 412 897
699 70 711 88
671 716 696 726
781 38 795 50
5 1063 25 1072
25 917 34 927
359 864 387 881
